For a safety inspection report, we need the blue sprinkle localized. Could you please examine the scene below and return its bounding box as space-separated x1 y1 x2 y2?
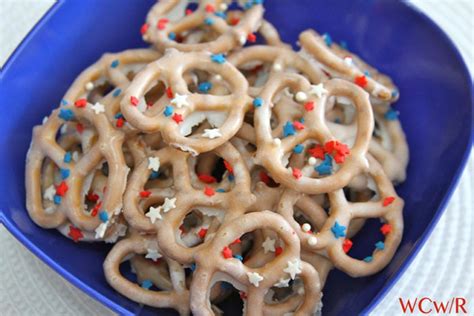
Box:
334 118 341 124
340 40 348 50
299 118 305 123
253 97 263 108
364 70 371 78
63 152 72 163
293 144 304 154
244 1 253 9
54 195 61 205
190 263 196 271
283 121 296 137
198 81 212 93
60 168 70 180
384 108 399 121
110 60 119 68
323 32 332 47
59 109 74 121
204 17 214 25
375 241 385 250
112 88 122 97
61 99 68 106
253 0 264 4
363 256 373 263
221 282 232 290
149 171 160 180
114 112 123 119
216 188 226 193
228 174 235 182
141 280 153 289
211 53 226 64
233 254 243 261
163 105 173 117
391 90 399 98
99 211 109 223
315 154 333 175
168 32 176 40
214 11 226 19
331 221 346 238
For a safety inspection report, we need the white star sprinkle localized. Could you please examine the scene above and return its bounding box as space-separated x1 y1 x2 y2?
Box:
310 83 328 98
145 248 162 261
247 272 264 287
44 206 55 214
170 93 189 108
284 259 302 280
146 206 162 223
262 237 276 254
148 157 160 172
274 278 290 288
202 128 222 139
91 102 105 114
343 56 353 66
95 222 108 239
162 197 176 213
43 185 56 201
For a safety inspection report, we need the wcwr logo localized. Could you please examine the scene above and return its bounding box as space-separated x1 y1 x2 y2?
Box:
399 297 468 314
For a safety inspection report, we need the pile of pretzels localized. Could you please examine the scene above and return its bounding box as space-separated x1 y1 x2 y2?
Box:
25 0 409 315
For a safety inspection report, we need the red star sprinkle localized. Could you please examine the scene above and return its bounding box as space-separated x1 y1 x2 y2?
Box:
239 292 247 300
275 246 283 256
223 160 233 174
205 4 215 12
222 246 233 259
204 186 215 197
343 239 353 253
324 140 350 164
55 181 68 196
185 9 193 15
140 23 149 35
259 171 270 184
308 145 325 160
247 33 256 43
130 96 139 106
179 224 186 234
198 174 216 183
293 121 305 130
383 196 395 207
354 75 368 88
198 228 208 239
68 225 83 242
166 87 173 98
86 191 99 202
74 98 87 108
140 191 151 198
172 113 183 124
380 223 392 235
76 122 84 134
231 238 241 245
157 18 169 30
91 201 102 217
304 101 314 111
292 167 302 180
230 17 240 25
116 117 124 128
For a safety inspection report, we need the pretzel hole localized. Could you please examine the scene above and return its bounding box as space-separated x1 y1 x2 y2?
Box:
190 153 234 190
264 278 304 304
344 187 376 203
87 81 115 103
144 163 173 190
143 81 166 109
185 69 232 96
178 208 223 248
344 218 386 260
325 96 357 125
179 111 228 138
238 61 272 88
121 257 163 291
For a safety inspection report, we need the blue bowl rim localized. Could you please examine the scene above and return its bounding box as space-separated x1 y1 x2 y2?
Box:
0 1 472 315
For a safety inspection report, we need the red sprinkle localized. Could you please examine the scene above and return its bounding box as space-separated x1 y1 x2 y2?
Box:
354 75 368 88
239 291 247 300
157 18 169 30
230 17 240 25
231 238 241 245
68 225 83 242
205 4 215 12
383 196 395 207
308 145 325 160
179 224 186 234
292 167 302 180
204 186 215 197
380 223 392 235
259 171 270 184
275 246 283 256
198 174 216 184
91 201 102 217
116 117 124 128
198 228 208 239
247 33 257 43
172 113 183 124
304 101 315 111
130 96 139 106
223 160 233 174
343 239 353 253
76 122 84 134
293 121 305 130
140 191 151 198
74 98 87 108
140 23 149 35
222 246 233 259
86 191 99 202
185 9 193 15
166 87 173 98
55 181 68 196
324 140 350 164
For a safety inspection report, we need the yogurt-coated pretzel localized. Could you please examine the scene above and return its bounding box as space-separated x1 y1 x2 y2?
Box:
278 155 404 277
143 0 263 53
299 30 398 103
254 72 373 194
190 211 321 316
121 49 252 155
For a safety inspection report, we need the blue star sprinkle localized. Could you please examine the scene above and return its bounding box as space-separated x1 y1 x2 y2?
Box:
54 195 61 205
233 254 243 261
149 171 160 180
61 99 68 106
168 32 176 40
63 151 72 163
214 11 226 19
204 17 214 25
190 263 196 271
331 221 346 238
216 188 226 193
141 280 153 289
211 54 226 64
99 211 109 223
112 88 122 97
283 121 296 137
59 109 74 121
60 168 70 180
323 32 332 47
363 256 373 263
198 81 212 93
110 60 119 68
384 108 398 121
293 144 304 154
375 241 385 250
163 106 173 117
315 154 333 176
253 97 263 108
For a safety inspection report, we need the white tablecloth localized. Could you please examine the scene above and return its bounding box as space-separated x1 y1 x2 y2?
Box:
1 1 472 315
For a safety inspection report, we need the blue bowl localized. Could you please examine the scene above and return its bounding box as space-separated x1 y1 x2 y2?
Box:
0 0 472 315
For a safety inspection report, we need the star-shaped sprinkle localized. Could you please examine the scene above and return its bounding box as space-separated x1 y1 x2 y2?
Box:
148 157 160 172
140 190 151 198
140 23 149 35
130 96 139 106
204 17 214 25
283 121 296 137
308 144 325 160
363 256 373 263
198 81 212 93
157 18 169 30
91 102 105 114
145 248 162 261
262 237 276 253
331 221 346 238
168 32 176 40
64 151 72 163
384 108 399 121
44 206 55 214
247 33 256 43
343 239 353 253
323 32 332 46
382 196 395 207
141 280 153 289
247 272 264 287
198 228 208 239
42 116 48 124
59 168 70 180
284 259 302 279
354 75 368 88
203 128 222 139
234 254 243 261
72 151 79 162
380 224 392 235
198 174 216 183
55 181 68 196
146 206 162 223
375 241 385 250
112 88 122 97
304 101 314 111
171 93 189 108
343 56 353 66
95 222 108 239
275 246 283 256
59 109 74 121
211 53 226 64
293 144 304 154
253 97 263 108
204 186 215 197
293 121 305 130
99 211 109 223
292 167 302 180
310 83 328 98
222 246 233 258
74 98 87 108
315 154 333 175
172 113 183 124
110 59 119 68
53 195 61 205
68 225 83 242
162 197 176 213
43 185 56 201
274 277 290 288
